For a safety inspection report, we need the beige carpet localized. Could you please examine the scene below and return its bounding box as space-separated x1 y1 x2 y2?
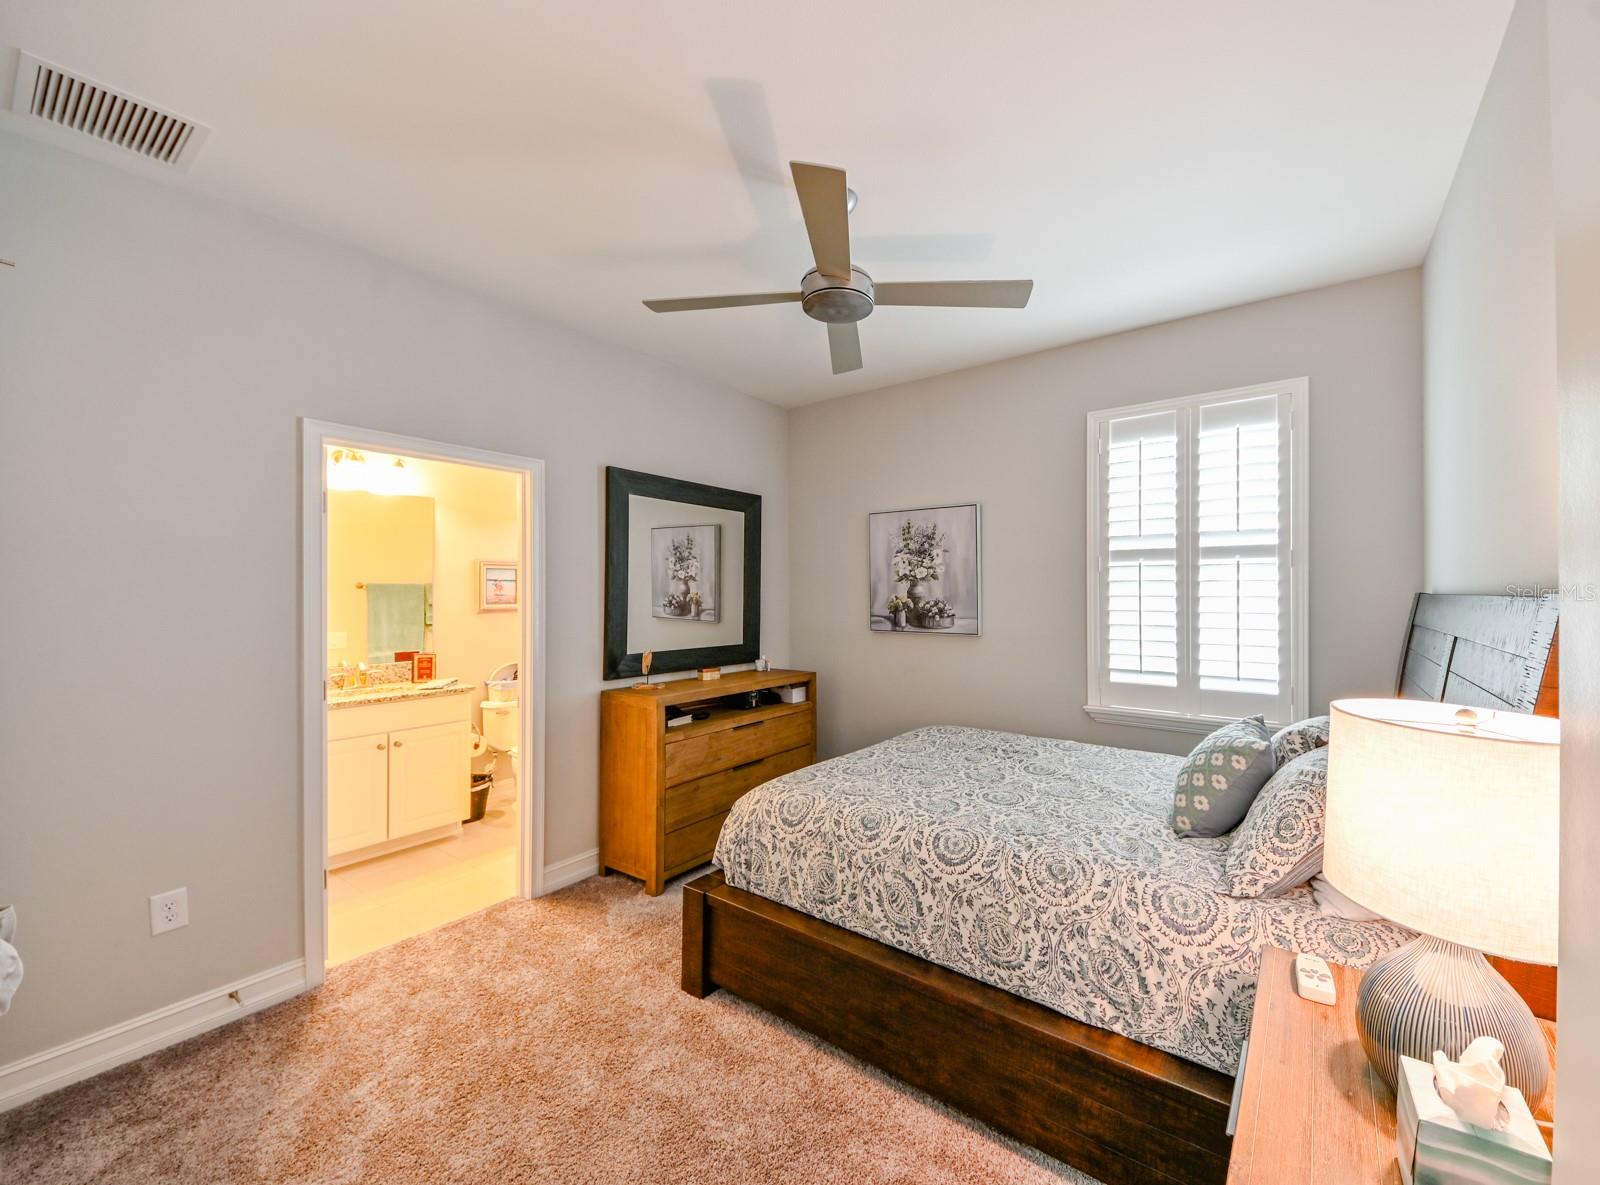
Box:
0 874 1098 1184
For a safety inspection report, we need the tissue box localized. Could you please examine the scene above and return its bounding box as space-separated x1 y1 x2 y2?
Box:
774 684 807 704
1396 1055 1550 1185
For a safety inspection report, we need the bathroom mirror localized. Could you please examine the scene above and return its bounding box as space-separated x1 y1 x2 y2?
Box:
604 467 760 680
327 491 436 666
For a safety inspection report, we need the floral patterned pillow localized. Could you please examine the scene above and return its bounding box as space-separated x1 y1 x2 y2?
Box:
1223 748 1328 897
1171 715 1275 838
1270 715 1331 767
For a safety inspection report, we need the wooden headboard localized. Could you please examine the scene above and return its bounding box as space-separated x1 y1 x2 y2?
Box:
1394 591 1560 1019
1396 592 1559 717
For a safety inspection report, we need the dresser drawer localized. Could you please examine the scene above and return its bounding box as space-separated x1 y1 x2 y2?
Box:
665 809 730 875
664 744 814 831
664 708 814 785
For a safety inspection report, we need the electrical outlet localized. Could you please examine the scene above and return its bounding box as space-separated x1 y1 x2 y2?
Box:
149 888 189 935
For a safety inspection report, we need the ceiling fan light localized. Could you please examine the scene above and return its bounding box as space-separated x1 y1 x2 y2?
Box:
800 267 875 324
803 288 873 324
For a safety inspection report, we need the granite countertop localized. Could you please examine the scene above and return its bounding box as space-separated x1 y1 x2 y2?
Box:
328 680 472 709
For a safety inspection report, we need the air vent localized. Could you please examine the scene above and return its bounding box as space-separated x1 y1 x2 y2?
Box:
9 52 209 169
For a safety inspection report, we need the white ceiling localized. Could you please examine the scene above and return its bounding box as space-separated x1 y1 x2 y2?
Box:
0 1 1511 407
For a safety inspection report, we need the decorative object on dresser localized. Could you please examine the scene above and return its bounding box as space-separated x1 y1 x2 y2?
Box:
603 467 761 680
1323 698 1559 1109
600 669 816 895
1226 947 1555 1185
867 503 980 634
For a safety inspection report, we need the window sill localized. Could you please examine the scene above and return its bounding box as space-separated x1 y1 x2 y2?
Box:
1082 704 1259 735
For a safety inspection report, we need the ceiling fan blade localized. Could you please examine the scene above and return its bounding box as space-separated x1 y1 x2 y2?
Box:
790 161 852 279
642 292 801 313
828 322 863 375
873 279 1034 308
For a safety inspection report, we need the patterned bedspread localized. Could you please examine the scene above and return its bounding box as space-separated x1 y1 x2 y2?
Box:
714 725 1412 1073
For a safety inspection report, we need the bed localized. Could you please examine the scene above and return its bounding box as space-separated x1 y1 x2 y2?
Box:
682 593 1559 1185
712 725 1409 1077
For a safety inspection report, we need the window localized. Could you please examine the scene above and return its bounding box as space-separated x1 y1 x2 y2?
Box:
1085 378 1307 733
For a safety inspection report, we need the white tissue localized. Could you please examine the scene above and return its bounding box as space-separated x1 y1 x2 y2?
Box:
0 905 21 1017
1432 1036 1510 1131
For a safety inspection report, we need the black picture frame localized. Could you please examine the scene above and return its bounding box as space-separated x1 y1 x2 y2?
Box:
604 467 761 680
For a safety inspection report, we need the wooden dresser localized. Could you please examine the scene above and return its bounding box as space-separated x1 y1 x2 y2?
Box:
1228 947 1555 1184
600 669 817 895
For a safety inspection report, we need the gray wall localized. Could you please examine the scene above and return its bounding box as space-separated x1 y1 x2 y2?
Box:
1422 0 1559 593
0 130 790 1062
789 269 1424 760
1549 0 1600 1169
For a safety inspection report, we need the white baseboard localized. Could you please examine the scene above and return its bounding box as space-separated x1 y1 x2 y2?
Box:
542 847 599 892
0 959 308 1113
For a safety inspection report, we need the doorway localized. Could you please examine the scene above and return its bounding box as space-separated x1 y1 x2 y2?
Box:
300 422 546 983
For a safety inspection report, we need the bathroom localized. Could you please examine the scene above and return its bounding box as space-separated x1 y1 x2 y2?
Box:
323 446 524 965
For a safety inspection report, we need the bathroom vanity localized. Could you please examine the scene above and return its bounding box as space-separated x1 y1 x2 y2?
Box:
326 683 472 866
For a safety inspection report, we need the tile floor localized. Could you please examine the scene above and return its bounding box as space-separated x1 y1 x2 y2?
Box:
327 777 519 966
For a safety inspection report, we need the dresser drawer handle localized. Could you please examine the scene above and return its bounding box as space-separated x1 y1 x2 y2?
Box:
733 758 764 771
733 720 765 731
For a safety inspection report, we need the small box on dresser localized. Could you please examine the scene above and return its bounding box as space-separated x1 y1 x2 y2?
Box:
600 669 817 895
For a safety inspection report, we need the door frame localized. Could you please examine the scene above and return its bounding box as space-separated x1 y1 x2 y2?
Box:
299 419 548 986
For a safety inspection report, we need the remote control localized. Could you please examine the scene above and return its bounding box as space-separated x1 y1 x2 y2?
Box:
1293 952 1337 1005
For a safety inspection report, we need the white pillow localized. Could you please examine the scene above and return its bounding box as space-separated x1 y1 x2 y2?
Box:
1310 874 1383 921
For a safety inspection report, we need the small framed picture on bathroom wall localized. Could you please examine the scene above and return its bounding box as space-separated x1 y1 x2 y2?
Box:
478 560 518 612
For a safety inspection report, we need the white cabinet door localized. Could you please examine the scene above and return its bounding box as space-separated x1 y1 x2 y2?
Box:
328 733 390 856
387 721 468 837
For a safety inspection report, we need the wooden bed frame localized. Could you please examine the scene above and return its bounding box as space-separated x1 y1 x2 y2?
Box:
683 870 1234 1185
681 592 1560 1185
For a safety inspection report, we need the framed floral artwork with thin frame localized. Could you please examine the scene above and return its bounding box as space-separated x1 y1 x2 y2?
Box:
868 503 980 634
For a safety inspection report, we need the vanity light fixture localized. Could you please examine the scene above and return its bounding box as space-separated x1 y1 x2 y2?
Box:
326 448 421 496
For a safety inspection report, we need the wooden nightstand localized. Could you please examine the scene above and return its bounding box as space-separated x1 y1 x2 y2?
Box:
1228 947 1555 1184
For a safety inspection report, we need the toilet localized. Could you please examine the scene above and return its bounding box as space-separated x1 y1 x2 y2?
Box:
480 661 520 794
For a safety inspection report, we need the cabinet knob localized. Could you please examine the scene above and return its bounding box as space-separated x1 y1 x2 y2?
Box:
392 740 403 748
376 743 386 750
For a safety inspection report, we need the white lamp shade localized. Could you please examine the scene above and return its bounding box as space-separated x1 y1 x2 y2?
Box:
1324 698 1558 964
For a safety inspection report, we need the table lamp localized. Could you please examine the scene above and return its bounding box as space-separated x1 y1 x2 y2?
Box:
1323 698 1558 1109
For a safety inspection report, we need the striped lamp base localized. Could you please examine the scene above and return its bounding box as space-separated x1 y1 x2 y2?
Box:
1356 933 1550 1110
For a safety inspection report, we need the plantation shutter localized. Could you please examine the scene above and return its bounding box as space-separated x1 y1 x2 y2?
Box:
1092 383 1299 726
1104 410 1180 694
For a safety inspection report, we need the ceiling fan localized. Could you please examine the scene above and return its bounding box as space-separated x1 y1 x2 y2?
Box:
643 161 1034 376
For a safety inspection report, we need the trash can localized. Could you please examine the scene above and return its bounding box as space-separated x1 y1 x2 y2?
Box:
465 772 492 823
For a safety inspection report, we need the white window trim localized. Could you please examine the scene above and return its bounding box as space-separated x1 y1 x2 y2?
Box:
1083 377 1310 732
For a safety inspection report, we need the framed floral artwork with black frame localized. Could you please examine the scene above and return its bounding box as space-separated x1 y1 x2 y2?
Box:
603 467 761 680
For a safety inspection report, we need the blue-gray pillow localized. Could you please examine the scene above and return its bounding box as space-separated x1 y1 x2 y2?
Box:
1172 715 1275 837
